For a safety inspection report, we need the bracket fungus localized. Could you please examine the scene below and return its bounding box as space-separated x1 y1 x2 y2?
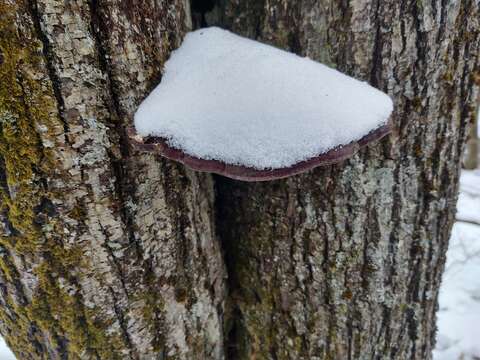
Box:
130 27 393 181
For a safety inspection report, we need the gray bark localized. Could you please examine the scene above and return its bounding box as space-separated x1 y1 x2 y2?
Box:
0 0 479 359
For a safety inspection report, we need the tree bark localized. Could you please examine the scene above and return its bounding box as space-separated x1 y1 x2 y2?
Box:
0 1 479 360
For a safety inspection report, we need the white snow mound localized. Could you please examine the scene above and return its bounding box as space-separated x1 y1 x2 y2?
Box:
135 27 393 170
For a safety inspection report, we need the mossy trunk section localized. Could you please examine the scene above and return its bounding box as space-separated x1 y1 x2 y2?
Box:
0 0 225 359
0 0 479 360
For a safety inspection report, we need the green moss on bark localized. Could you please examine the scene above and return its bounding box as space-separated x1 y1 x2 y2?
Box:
0 2 127 358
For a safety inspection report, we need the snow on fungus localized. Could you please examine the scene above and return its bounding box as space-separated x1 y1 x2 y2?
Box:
131 27 394 181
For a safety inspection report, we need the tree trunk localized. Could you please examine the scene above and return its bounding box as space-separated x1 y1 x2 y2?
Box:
0 0 478 359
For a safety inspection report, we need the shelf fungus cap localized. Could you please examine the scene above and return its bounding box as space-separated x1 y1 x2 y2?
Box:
131 27 393 182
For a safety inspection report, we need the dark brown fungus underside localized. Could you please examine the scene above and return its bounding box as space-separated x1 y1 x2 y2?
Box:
128 120 392 181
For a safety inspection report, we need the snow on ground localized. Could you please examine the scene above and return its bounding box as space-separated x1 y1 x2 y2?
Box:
135 27 393 170
434 169 480 360
0 337 15 360
456 170 480 225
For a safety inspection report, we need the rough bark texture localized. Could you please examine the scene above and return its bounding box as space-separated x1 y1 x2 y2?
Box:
0 1 479 360
212 1 480 359
0 1 225 359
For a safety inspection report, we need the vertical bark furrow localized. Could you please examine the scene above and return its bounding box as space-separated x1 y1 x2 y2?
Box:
90 0 227 355
27 0 71 141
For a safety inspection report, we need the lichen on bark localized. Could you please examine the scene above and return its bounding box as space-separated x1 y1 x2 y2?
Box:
214 0 480 359
0 1 122 358
1 0 226 358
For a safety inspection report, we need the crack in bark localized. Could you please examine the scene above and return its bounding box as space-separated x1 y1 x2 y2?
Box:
369 0 383 87
26 0 71 145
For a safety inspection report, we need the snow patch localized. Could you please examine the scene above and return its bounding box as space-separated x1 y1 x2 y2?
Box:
434 169 480 360
434 223 480 360
0 337 15 360
456 170 480 224
135 27 393 170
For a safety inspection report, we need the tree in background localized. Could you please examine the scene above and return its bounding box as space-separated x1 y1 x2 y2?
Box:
464 111 478 169
0 0 478 359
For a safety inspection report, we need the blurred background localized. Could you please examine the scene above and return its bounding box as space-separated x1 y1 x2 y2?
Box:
433 113 480 360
